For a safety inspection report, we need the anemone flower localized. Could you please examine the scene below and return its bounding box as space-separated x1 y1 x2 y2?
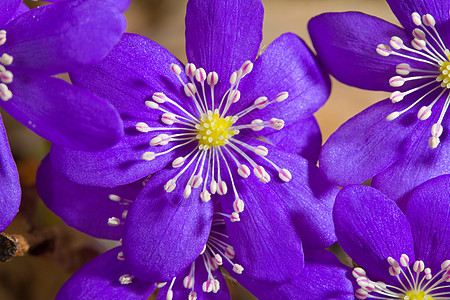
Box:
37 153 341 299
0 0 126 231
334 176 450 299
43 0 336 285
308 0 450 209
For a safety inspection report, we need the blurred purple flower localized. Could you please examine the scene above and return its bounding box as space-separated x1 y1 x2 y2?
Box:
334 176 450 299
308 0 450 209
37 0 340 293
0 0 127 231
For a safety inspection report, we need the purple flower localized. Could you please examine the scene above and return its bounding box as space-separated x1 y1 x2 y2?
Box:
42 0 336 285
0 0 126 231
308 0 450 209
334 176 450 299
37 153 340 298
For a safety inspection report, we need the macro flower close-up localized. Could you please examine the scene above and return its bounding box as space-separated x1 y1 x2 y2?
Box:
309 0 450 209
333 176 450 299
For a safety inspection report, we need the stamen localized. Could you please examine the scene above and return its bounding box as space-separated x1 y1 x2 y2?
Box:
119 274 134 285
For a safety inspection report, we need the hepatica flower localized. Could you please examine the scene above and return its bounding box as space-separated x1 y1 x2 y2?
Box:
334 176 450 299
0 0 126 231
46 0 337 285
308 0 450 208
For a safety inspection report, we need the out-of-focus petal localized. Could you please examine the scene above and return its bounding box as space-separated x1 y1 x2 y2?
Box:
334 185 415 284
0 115 20 232
185 0 263 98
43 0 130 12
3 0 126 75
56 247 155 300
36 155 143 240
4 73 123 151
122 167 213 282
406 175 450 271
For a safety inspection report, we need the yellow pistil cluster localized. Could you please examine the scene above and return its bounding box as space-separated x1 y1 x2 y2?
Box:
404 291 433 300
437 55 450 89
196 110 237 147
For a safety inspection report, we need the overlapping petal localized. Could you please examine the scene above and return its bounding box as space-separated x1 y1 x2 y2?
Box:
185 0 263 99
220 171 304 283
0 115 20 232
36 155 142 240
334 185 415 284
44 0 131 13
70 33 196 114
235 32 330 123
122 168 213 282
406 175 450 271
308 12 411 91
320 98 418 186
2 0 126 75
50 110 193 187
4 73 123 151
56 247 155 300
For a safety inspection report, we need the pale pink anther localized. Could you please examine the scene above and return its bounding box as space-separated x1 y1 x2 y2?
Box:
254 96 268 108
237 164 250 178
170 63 181 75
356 277 370 287
254 145 268 156
269 118 285 130
389 76 405 87
150 135 162 146
166 289 173 300
376 44 392 56
230 90 241 103
154 282 167 288
0 30 6 46
275 91 289 102
400 254 410 267
200 190 211 202
390 36 404 50
241 60 253 76
172 157 185 168
183 275 195 289
388 257 399 267
232 264 244 274
411 12 422 26
352 267 367 278
217 180 228 195
215 253 223 265
183 184 192 198
278 168 292 182
119 274 134 285
412 38 426 50
355 288 368 299
260 172 271 183
431 123 443 138
164 179 176 192
135 122 151 132
412 28 426 40
192 175 203 188
225 246 235 259
152 92 166 103
209 256 219 271
233 198 245 213
253 165 266 179
390 91 404 103
389 266 401 276
195 68 206 83
117 251 125 261
210 179 217 194
0 70 13 83
212 279 220 293
250 119 264 131
207 71 218 86
188 291 197 300
230 212 240 222
229 71 238 85
396 63 411 76
441 260 450 271
0 54 13 65
145 100 159 109
418 106 432 120
161 112 177 125
184 82 197 97
185 63 196 77
142 151 156 161
422 14 436 27
424 268 432 280
202 280 213 293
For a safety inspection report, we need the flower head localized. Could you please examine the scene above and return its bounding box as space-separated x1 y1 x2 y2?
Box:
38 0 338 291
0 0 127 231
333 175 450 299
308 0 450 209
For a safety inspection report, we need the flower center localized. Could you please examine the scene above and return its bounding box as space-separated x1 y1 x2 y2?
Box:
353 254 450 300
376 12 450 149
196 110 237 147
135 60 292 221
